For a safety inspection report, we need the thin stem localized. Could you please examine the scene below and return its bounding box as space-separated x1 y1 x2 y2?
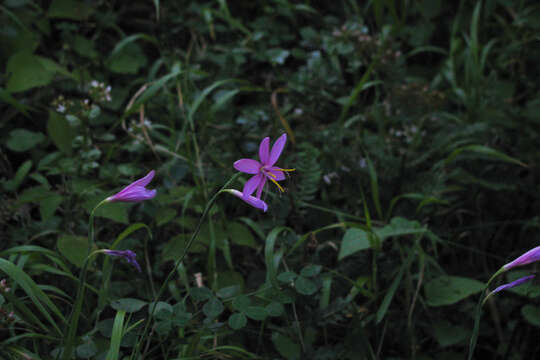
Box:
132 173 241 359
60 199 108 360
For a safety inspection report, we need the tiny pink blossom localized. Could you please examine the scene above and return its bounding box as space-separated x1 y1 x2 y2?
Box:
106 170 157 203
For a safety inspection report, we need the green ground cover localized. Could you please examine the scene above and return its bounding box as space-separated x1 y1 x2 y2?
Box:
1 0 540 358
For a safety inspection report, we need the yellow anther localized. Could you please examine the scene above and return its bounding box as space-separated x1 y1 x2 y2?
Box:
277 168 296 172
267 172 277 179
269 177 285 192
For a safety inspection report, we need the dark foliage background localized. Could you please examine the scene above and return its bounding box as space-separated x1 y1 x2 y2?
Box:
1 0 540 359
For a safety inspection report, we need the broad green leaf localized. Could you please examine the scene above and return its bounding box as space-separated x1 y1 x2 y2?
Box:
232 295 250 312
277 271 298 283
3 160 32 191
295 276 317 295
76 340 97 359
245 306 267 321
6 52 53 92
203 297 224 318
6 129 45 152
106 42 147 74
374 217 425 242
57 234 88 267
300 265 322 278
425 276 484 306
338 228 370 260
228 312 247 329
265 302 284 317
272 332 300 360
39 194 63 220
48 111 74 155
110 298 147 313
190 287 213 302
227 222 257 248
522 304 540 328
433 320 469 347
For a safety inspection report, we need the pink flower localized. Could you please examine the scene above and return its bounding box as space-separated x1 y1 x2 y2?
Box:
490 275 535 295
106 170 157 203
103 249 141 272
503 246 540 270
233 134 293 211
226 189 268 212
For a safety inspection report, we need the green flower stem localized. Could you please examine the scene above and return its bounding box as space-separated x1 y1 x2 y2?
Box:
131 173 241 359
61 199 107 360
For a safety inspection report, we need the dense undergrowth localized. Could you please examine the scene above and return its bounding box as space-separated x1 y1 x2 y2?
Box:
1 0 540 359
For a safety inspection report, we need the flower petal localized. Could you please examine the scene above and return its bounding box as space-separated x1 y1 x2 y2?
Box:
108 187 156 202
243 174 262 197
107 170 156 203
234 159 261 174
503 246 540 270
268 133 287 166
131 170 155 187
259 137 270 164
228 189 268 212
269 169 285 181
491 274 535 295
256 176 267 198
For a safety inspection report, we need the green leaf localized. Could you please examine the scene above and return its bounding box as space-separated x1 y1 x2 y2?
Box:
106 42 147 74
433 320 469 347
76 340 98 359
48 111 74 155
295 276 317 295
374 217 426 242
6 52 54 93
338 228 370 260
39 194 63 220
155 207 177 226
190 287 213 302
232 295 251 312
444 144 527 167
106 310 126 360
6 129 45 152
110 298 147 313
227 222 257 248
3 160 32 191
300 265 322 278
57 234 88 267
522 304 540 328
228 312 247 329
265 302 284 317
425 276 484 306
203 297 224 318
277 271 298 283
48 0 93 20
244 306 267 321
272 332 300 360
85 198 130 224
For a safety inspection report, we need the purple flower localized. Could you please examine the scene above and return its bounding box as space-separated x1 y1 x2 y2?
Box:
490 275 535 296
103 249 142 272
233 134 294 209
106 170 157 203
226 189 268 212
503 246 540 270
